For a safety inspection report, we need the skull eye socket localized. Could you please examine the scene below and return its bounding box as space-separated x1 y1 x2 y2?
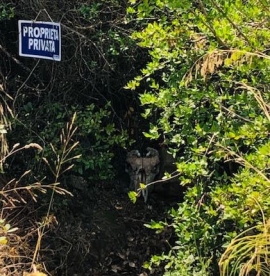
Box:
125 162 138 174
151 164 159 173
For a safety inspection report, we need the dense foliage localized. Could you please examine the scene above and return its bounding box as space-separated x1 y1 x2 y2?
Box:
126 0 270 275
1 0 270 275
0 1 140 274
0 0 139 181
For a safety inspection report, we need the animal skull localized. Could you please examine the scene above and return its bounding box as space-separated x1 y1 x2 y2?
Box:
126 147 160 203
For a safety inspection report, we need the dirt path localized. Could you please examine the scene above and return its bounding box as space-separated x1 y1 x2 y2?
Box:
45 179 180 276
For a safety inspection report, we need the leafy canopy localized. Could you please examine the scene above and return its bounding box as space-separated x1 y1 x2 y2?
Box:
126 0 270 275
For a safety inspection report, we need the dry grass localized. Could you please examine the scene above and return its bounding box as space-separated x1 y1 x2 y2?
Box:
219 203 270 276
0 113 80 275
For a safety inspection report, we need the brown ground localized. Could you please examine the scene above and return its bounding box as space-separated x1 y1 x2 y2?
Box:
44 178 181 276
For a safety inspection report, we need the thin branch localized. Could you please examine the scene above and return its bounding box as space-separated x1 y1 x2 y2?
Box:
221 106 253 123
218 144 270 184
195 0 229 49
209 0 252 48
0 44 44 86
13 60 41 110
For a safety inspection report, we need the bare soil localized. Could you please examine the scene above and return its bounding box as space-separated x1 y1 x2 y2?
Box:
45 179 181 276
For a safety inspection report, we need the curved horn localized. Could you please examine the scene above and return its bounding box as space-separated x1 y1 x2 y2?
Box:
146 147 159 158
127 149 141 158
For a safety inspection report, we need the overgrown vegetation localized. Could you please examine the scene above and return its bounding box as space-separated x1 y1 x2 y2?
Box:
0 0 136 274
1 0 270 275
0 114 77 275
1 0 136 182
126 0 270 275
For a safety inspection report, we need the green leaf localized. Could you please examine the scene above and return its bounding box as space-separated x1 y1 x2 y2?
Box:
0 236 7 245
140 93 157 105
140 183 146 190
127 6 136 14
144 220 164 231
128 191 137 204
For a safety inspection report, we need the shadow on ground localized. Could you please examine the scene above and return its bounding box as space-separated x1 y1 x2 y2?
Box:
44 176 182 276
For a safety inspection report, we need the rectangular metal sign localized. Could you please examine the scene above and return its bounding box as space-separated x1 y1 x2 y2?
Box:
18 20 61 61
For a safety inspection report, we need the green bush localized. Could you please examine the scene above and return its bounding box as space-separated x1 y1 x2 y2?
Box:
10 101 130 182
0 4 14 20
71 102 130 180
126 0 270 275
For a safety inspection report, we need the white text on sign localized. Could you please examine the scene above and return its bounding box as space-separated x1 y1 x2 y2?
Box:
23 26 59 52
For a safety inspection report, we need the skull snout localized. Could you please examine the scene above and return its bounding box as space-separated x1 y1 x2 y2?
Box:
134 168 146 191
126 148 160 202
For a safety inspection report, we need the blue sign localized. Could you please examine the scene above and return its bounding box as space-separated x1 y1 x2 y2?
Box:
18 20 61 61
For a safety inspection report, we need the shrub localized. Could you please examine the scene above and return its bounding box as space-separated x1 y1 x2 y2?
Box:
15 102 130 181
126 0 270 274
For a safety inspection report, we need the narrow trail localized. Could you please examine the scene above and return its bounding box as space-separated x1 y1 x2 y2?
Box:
45 178 181 276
